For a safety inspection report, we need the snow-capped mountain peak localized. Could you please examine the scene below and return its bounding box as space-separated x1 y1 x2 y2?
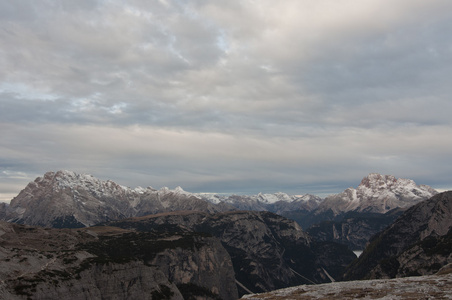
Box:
157 186 198 198
5 170 219 227
318 173 438 214
33 170 124 199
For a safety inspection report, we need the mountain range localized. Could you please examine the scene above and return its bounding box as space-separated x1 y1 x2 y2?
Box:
0 170 450 299
201 173 437 216
0 171 438 251
1 171 436 225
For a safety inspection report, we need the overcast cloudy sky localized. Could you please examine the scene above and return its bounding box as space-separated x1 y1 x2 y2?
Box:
1 0 452 202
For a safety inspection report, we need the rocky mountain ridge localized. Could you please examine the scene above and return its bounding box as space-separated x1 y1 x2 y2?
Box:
316 173 437 215
2 170 222 228
285 173 437 250
197 173 437 232
200 193 323 214
1 171 436 227
344 191 452 280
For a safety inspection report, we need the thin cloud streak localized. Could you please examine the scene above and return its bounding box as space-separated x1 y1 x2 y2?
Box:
1 0 452 201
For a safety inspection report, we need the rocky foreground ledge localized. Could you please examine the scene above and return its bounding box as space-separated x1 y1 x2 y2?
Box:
242 269 452 299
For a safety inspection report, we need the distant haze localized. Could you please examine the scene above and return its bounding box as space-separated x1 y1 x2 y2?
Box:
1 1 452 202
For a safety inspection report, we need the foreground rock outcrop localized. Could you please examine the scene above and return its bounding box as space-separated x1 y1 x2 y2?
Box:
242 271 452 300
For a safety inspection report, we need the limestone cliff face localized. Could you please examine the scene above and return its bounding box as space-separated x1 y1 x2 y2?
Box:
107 211 356 296
0 221 237 300
150 237 237 300
344 191 452 280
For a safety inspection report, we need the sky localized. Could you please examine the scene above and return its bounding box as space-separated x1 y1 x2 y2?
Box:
1 0 452 202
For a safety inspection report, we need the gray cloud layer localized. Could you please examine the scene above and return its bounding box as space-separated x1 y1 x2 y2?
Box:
1 0 452 201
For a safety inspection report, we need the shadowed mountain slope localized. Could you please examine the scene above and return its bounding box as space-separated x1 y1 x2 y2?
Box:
344 191 452 280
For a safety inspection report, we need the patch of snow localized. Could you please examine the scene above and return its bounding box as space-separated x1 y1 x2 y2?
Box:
257 192 294 204
196 193 226 204
353 250 363 258
158 186 200 198
133 186 146 194
158 187 170 194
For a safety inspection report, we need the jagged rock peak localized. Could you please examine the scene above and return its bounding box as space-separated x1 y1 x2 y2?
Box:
358 173 430 192
318 173 437 214
359 173 398 189
35 170 184 196
357 173 438 199
159 186 192 196
174 186 185 193
33 170 127 194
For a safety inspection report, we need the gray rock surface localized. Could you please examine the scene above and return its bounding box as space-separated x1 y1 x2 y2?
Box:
242 272 452 300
